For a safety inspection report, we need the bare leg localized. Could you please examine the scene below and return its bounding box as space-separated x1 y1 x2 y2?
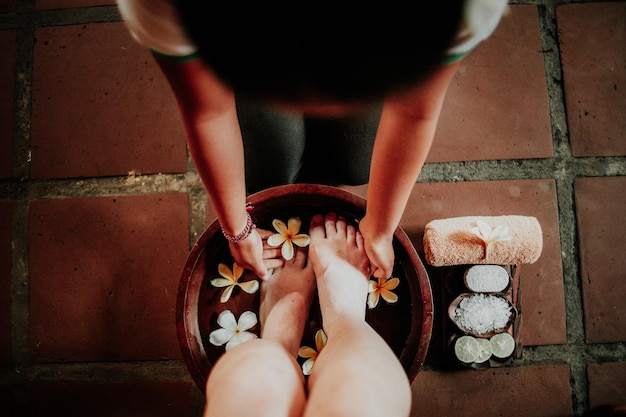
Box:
304 213 412 417
204 248 315 417
260 247 316 356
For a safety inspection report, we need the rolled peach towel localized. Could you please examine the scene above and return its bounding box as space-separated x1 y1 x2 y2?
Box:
423 215 542 266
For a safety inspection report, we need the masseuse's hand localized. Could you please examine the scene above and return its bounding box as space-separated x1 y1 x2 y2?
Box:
229 228 284 280
358 215 395 279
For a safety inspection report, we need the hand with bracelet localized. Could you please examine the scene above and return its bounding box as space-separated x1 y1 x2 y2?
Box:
222 211 284 281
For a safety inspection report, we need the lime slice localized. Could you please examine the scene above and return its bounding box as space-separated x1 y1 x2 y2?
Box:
490 332 515 359
474 337 492 363
454 335 480 363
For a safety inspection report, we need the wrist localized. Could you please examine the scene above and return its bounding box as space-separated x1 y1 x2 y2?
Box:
360 214 395 240
221 211 256 243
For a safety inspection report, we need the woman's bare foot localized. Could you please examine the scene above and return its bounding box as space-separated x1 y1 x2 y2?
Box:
259 247 316 356
308 213 370 336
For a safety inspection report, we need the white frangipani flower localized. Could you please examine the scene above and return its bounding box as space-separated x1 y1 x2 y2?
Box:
267 217 310 261
209 310 258 351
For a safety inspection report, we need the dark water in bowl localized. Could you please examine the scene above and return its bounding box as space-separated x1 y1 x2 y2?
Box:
199 210 418 372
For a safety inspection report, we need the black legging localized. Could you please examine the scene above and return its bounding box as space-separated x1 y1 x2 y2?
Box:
236 97 382 194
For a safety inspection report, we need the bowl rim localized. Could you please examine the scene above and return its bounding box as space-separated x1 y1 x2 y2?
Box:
176 184 434 390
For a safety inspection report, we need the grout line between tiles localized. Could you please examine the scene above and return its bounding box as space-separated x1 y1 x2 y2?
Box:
10 199 30 368
9 0 35 379
1 360 195 385
538 4 589 414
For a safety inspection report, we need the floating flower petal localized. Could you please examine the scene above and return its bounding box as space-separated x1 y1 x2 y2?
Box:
209 310 258 351
267 217 311 261
298 329 327 375
210 262 259 303
367 276 400 309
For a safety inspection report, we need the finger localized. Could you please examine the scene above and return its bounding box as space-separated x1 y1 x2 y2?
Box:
254 264 270 281
372 265 391 279
262 241 278 251
240 259 269 281
263 258 284 271
262 247 282 259
369 264 379 277
256 228 274 239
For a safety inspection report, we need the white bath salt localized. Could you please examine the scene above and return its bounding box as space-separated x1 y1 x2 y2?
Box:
454 293 512 334
464 265 510 293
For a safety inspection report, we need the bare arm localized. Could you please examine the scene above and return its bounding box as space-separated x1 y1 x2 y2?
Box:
360 61 461 278
155 56 275 279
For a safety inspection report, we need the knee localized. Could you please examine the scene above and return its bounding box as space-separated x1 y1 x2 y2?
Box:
206 340 304 402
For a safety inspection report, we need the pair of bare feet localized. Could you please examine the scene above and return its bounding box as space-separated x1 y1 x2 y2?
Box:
259 212 370 355
205 213 412 417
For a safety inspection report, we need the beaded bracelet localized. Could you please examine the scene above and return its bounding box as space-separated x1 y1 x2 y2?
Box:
221 211 256 243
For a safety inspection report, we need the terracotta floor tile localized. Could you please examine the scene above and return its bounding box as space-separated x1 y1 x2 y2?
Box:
30 22 187 179
411 365 572 417
430 5 553 163
587 362 626 408
25 381 194 417
557 3 626 157
0 201 11 364
28 194 189 362
36 0 114 10
0 30 15 180
574 176 626 344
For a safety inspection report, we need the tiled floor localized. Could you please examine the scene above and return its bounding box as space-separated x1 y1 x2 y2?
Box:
1 1 624 416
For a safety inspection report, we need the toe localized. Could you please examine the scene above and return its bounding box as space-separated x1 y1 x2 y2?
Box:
324 213 338 235
309 214 325 240
335 215 348 236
